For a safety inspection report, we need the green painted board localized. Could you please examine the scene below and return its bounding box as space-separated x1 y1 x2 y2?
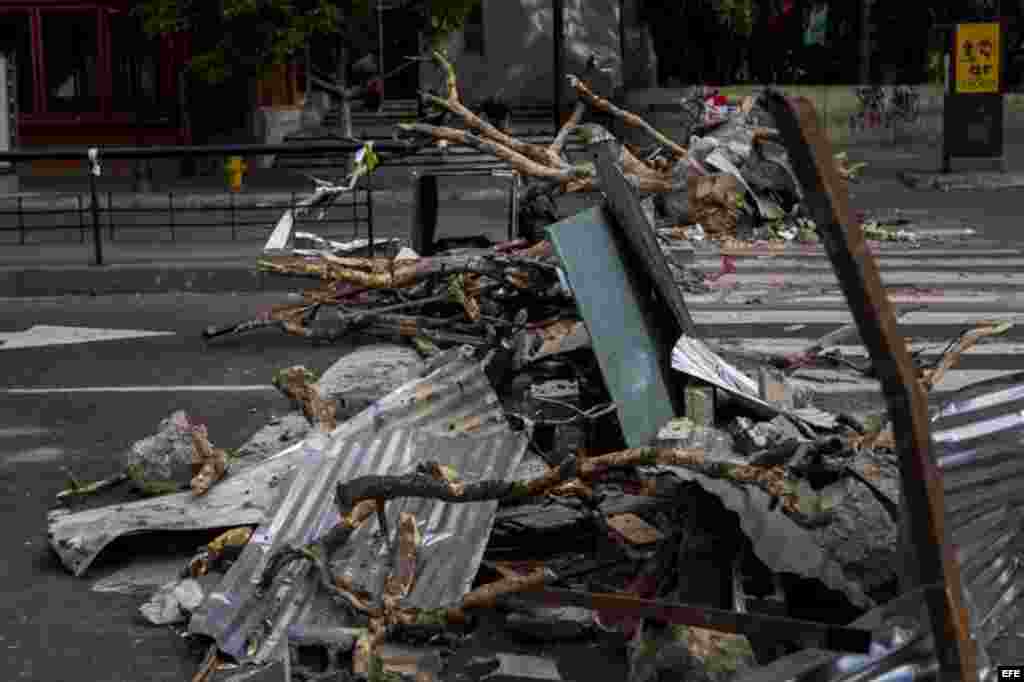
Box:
547 205 677 447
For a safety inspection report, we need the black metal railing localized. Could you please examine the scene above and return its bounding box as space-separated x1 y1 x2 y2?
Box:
0 188 372 248
0 140 418 265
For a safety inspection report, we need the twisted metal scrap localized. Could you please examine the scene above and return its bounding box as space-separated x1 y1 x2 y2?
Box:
761 90 978 680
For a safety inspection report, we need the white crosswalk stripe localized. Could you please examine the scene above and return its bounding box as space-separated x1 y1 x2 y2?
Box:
677 243 1024 402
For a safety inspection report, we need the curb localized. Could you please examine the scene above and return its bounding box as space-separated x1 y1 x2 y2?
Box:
901 171 1024 192
0 186 512 211
0 264 309 298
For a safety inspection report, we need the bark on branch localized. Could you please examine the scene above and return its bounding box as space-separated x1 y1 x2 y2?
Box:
257 252 552 291
398 123 587 184
426 51 561 168
568 75 688 160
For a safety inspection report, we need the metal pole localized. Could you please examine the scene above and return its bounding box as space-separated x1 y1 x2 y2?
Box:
762 90 979 681
168 192 175 241
230 192 236 241
107 190 114 240
553 0 565 132
87 148 103 266
16 195 23 245
377 0 384 80
366 175 374 258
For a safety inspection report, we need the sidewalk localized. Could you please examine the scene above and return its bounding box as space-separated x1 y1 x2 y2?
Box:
0 139 1016 298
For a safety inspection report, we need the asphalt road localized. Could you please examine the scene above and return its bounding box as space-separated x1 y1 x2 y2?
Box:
5 157 1024 678
0 293 362 682
0 292 636 682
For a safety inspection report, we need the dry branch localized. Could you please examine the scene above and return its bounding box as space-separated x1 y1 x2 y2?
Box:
258 252 548 291
425 51 560 167
551 101 586 156
568 75 688 159
272 365 338 431
398 123 585 183
190 425 228 496
920 321 1012 391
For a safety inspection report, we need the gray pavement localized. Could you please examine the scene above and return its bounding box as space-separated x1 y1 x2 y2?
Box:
0 137 1023 298
4 283 1024 680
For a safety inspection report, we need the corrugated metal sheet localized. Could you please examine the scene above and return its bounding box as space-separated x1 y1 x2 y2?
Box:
735 372 1024 682
189 347 529 664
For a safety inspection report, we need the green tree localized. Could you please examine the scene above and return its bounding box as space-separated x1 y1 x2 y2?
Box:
136 0 479 84
136 0 479 142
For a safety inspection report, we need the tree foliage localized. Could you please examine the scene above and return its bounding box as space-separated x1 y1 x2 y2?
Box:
711 0 757 38
136 0 482 83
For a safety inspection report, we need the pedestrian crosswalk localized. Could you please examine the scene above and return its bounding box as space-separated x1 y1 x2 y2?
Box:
675 240 1024 407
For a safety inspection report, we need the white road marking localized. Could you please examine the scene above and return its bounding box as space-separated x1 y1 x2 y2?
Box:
791 369 1015 394
777 294 1004 306
686 292 1005 305
694 257 1024 270
711 338 1024 358
0 427 51 438
686 271 1024 287
0 325 175 350
716 248 1019 258
691 309 1024 326
4 446 64 464
3 385 276 394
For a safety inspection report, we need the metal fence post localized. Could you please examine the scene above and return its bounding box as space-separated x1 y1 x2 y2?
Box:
230 192 236 241
78 195 85 243
411 171 438 257
508 171 520 241
87 148 104 266
107 190 114 241
168 192 175 242
16 195 24 245
366 177 374 258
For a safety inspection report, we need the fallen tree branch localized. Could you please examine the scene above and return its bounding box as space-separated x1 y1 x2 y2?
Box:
551 101 586 157
190 425 229 496
398 123 586 183
272 365 338 431
920 321 1012 391
424 50 560 167
257 252 550 291
569 75 687 160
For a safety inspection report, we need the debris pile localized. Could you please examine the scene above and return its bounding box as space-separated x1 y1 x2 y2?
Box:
43 88 1021 682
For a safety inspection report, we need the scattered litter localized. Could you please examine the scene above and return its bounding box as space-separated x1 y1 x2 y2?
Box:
43 77 1017 682
607 513 664 545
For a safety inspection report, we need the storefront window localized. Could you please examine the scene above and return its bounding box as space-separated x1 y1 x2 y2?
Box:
110 14 160 114
42 12 99 113
0 13 34 114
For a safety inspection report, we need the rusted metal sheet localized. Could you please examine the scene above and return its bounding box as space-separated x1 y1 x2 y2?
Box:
188 347 529 663
734 372 1024 681
760 90 978 680
513 588 872 653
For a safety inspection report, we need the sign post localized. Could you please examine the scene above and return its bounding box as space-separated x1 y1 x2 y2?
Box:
943 21 1006 173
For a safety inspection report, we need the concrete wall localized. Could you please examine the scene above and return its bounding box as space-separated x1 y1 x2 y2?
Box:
625 85 1024 148
431 0 622 104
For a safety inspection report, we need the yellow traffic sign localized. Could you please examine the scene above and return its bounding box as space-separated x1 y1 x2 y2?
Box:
956 23 1001 94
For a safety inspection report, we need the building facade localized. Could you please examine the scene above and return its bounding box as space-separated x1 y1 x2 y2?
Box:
435 0 623 105
0 0 190 145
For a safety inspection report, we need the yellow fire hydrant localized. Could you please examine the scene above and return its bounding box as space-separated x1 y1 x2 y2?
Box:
225 156 247 192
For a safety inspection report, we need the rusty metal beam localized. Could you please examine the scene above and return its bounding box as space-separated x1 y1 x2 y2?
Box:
759 91 978 680
514 588 872 653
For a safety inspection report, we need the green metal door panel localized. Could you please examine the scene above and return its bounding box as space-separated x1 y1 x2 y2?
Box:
547 205 676 447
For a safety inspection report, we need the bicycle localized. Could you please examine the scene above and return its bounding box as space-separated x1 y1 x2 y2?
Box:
849 85 887 133
886 85 921 126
